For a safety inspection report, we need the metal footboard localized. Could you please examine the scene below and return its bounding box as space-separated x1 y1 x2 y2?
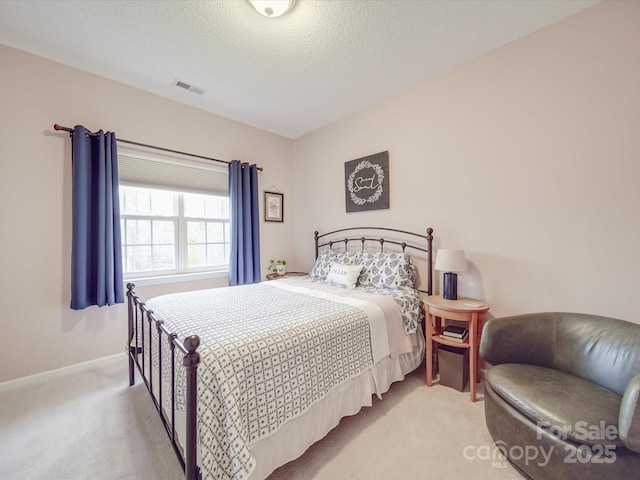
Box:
127 283 201 480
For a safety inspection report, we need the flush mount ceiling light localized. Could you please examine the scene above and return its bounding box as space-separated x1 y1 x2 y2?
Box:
247 0 296 17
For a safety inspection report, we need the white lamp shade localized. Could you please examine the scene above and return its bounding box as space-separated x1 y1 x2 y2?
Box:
434 249 467 272
248 0 295 17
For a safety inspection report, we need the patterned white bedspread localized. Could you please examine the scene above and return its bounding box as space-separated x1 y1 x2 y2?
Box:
146 279 404 480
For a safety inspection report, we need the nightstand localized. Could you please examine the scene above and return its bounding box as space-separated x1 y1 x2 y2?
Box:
265 271 308 280
422 294 490 402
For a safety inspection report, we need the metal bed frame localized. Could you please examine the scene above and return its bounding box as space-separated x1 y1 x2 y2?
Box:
127 226 434 480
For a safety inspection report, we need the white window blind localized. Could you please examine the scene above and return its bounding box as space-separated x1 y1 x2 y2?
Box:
118 150 228 196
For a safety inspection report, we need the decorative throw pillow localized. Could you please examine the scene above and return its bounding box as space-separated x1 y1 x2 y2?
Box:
309 250 337 281
326 262 363 289
309 250 361 282
357 252 415 289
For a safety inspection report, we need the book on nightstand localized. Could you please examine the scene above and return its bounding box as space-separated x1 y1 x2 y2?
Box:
440 331 469 343
442 324 468 338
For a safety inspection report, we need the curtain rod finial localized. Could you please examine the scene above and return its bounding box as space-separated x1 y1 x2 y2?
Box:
54 123 74 134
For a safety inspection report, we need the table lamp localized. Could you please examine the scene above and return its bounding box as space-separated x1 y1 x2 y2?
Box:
434 249 467 300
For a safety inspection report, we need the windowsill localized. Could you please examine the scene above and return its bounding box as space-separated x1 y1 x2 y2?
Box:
125 270 228 287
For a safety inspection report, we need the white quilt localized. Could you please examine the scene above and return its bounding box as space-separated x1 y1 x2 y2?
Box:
146 279 406 480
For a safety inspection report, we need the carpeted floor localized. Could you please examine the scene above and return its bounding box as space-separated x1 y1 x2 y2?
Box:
0 356 523 480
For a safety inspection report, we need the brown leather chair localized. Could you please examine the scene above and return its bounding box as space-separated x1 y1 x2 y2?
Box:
480 312 640 479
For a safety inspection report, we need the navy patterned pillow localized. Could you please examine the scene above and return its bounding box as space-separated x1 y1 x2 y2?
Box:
309 250 361 282
309 250 336 281
357 252 415 289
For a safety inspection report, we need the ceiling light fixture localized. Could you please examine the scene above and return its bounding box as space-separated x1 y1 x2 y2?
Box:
247 0 296 17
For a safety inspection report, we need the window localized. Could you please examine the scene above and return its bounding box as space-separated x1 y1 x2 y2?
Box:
117 149 230 280
120 186 230 278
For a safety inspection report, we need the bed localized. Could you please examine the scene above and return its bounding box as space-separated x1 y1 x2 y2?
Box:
127 227 434 480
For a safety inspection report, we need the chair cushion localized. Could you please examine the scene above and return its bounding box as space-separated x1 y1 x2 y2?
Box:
620 373 640 453
487 363 623 447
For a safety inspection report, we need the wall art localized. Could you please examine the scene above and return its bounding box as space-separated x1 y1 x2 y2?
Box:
344 151 389 212
264 191 284 222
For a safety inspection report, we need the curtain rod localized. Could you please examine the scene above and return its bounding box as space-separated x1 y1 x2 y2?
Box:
53 124 263 172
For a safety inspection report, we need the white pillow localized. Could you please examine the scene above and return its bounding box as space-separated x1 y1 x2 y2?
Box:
326 262 363 289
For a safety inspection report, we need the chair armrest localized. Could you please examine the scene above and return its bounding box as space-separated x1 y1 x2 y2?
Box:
619 373 640 453
480 313 557 368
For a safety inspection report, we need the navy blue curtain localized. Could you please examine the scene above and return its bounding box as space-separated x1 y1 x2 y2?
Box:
228 160 261 285
70 125 124 310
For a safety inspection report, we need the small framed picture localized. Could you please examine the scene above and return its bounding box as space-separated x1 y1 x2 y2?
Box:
264 191 284 222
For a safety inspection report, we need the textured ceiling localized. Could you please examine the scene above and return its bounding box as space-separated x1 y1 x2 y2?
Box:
0 0 599 139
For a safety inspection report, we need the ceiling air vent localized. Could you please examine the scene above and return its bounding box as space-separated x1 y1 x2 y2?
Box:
173 79 206 95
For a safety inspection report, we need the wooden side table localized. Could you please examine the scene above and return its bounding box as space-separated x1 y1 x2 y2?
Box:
422 295 490 402
265 271 308 280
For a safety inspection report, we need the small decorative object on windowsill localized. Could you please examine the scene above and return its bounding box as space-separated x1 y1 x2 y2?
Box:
267 259 287 275
434 249 467 300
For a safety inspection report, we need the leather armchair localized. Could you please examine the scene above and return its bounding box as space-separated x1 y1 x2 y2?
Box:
480 312 640 479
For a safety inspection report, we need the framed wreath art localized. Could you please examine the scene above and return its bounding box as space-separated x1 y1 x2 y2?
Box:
344 151 389 212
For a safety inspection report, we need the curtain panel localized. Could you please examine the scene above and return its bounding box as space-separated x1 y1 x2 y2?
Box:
70 125 124 309
228 160 261 285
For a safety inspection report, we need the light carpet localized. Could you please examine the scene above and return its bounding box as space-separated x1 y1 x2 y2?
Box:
0 356 523 480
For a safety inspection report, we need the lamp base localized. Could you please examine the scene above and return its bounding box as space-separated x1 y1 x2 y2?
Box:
443 272 458 300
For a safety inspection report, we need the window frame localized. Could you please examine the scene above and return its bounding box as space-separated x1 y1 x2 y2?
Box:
120 184 231 283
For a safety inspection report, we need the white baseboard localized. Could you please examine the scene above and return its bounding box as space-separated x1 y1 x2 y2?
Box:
0 353 125 393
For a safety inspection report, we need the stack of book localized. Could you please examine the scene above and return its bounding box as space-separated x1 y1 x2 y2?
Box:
440 324 469 343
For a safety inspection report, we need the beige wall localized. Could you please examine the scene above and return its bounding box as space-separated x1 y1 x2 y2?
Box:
291 1 640 322
0 45 294 382
2 1 639 383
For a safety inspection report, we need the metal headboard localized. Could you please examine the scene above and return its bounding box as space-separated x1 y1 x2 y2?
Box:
314 227 434 295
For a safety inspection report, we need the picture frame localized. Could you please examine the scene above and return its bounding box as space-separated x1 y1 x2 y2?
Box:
264 191 284 222
344 151 389 212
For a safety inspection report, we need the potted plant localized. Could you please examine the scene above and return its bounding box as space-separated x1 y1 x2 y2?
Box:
267 259 287 275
